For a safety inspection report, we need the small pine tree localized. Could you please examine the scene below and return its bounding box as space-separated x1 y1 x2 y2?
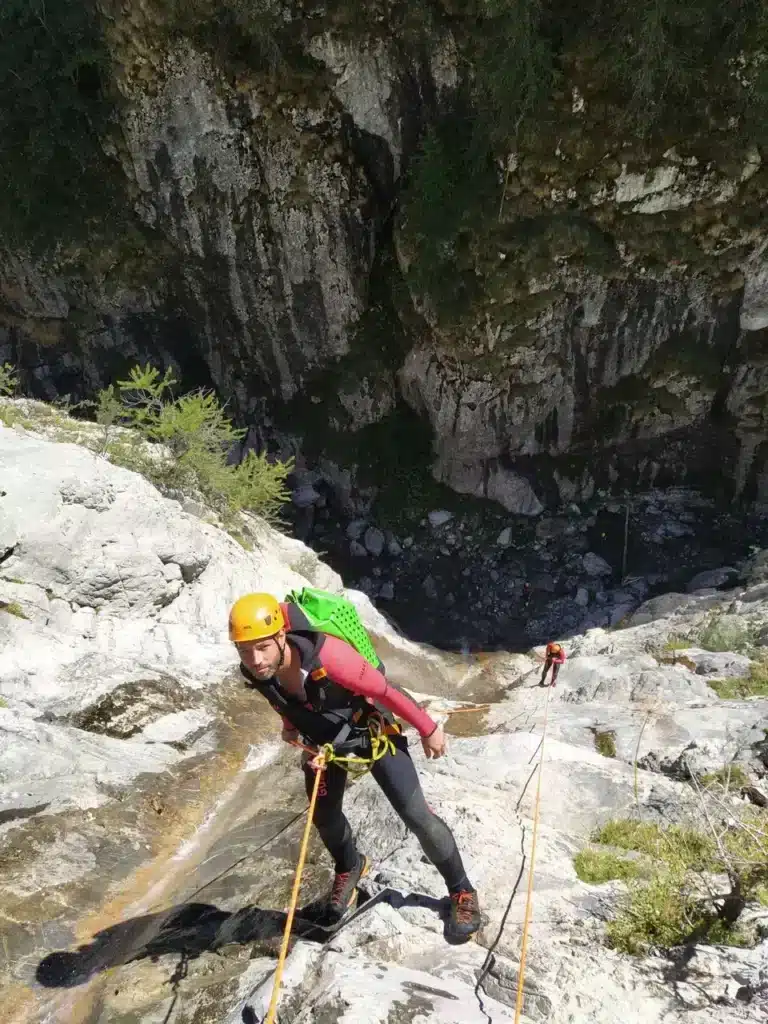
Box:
98 364 292 522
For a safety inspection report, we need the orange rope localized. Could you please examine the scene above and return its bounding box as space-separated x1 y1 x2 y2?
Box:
264 756 325 1024
513 683 552 1024
443 704 491 716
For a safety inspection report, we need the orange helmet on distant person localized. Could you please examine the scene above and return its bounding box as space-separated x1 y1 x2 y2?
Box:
229 593 284 642
549 642 562 653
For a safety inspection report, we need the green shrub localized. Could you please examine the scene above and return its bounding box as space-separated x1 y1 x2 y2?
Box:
604 867 750 953
721 809 768 895
699 765 749 790
587 0 768 132
606 867 700 953
471 0 554 148
574 848 642 883
399 104 496 311
708 660 768 699
698 613 750 653
0 364 19 397
594 730 617 758
664 636 691 652
99 365 292 524
589 812 768 953
0 696 7 708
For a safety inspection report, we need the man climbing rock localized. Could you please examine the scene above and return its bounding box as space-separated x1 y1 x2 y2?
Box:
229 592 482 942
539 641 566 687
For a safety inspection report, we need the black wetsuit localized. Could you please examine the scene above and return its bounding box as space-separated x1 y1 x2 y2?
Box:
240 602 472 893
302 733 471 891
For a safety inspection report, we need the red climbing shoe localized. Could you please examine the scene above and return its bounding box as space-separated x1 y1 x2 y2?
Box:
445 888 481 943
327 854 370 922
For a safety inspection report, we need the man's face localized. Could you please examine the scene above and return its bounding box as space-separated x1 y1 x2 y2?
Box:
236 630 284 678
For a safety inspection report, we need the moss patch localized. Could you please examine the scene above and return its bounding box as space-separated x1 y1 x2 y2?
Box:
573 848 642 883
593 729 617 758
0 601 28 620
593 819 716 871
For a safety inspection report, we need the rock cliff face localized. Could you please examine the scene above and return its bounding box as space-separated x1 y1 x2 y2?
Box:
0 1 767 517
2 410 768 1024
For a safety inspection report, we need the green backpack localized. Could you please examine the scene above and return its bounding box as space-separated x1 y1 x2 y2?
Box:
284 586 382 669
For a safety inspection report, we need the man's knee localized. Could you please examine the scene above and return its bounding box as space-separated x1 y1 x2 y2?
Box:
398 796 452 853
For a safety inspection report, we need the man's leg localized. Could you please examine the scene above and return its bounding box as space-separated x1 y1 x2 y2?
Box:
302 757 367 919
550 661 561 686
371 736 481 939
540 658 551 686
302 757 357 869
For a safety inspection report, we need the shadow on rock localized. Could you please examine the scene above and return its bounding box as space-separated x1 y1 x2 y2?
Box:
34 901 286 989
35 888 449 990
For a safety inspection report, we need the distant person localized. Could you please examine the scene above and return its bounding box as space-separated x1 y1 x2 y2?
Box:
521 581 532 608
539 642 566 687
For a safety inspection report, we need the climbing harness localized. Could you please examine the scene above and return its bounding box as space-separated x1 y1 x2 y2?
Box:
513 681 552 1024
291 713 399 780
264 751 327 1024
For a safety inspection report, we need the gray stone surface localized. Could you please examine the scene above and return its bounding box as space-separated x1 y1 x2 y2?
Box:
3 423 768 1024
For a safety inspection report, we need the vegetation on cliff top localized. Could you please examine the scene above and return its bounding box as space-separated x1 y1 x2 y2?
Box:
0 0 119 250
1 0 766 255
0 364 292 539
399 0 768 314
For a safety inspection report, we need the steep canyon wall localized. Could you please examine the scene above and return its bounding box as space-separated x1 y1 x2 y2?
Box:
1 0 767 512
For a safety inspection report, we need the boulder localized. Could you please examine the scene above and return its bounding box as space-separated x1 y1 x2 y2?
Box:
686 567 738 592
428 509 453 528
583 551 613 577
346 518 368 540
291 483 322 508
363 526 386 556
0 429 341 718
628 593 694 625
683 649 752 678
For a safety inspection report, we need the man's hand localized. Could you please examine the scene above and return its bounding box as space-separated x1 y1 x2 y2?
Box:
422 724 447 760
281 726 299 744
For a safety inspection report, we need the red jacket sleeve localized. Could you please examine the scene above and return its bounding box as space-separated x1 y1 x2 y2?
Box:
318 636 437 738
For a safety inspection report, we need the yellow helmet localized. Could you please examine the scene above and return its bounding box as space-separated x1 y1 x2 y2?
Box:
229 593 285 642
